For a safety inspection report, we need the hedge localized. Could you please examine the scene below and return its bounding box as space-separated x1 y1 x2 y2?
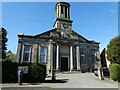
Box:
2 60 46 83
109 64 120 81
28 63 46 83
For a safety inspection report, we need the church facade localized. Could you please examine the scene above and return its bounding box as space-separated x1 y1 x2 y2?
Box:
17 2 100 74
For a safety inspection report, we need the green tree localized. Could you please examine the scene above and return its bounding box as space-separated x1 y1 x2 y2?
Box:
107 36 120 64
0 28 8 59
6 50 16 62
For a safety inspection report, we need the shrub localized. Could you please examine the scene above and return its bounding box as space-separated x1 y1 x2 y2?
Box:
109 64 120 81
28 63 46 83
107 36 120 64
2 61 46 83
2 60 18 83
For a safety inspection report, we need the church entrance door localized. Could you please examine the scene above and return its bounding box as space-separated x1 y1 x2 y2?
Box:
61 57 68 71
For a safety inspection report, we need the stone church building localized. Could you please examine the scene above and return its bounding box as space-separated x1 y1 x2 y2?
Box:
17 2 100 74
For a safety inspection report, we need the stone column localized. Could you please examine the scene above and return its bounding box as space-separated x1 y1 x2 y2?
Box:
38 46 41 63
57 5 59 18
67 7 69 19
76 46 80 70
21 44 24 63
16 42 22 63
56 45 59 70
59 5 61 18
63 6 65 18
57 5 58 18
32 44 38 63
50 43 55 80
70 46 73 72
50 42 53 72
46 44 50 74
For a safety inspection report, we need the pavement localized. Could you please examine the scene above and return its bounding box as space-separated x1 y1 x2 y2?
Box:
0 72 119 89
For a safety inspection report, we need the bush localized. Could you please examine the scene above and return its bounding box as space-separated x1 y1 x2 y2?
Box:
109 64 120 81
107 36 120 64
2 61 46 83
2 60 18 83
28 63 46 83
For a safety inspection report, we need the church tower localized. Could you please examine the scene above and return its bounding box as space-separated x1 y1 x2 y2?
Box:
53 2 73 32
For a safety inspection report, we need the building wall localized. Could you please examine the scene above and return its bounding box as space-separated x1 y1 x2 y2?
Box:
17 36 100 74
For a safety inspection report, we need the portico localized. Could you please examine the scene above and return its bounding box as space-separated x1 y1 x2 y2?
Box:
48 40 99 72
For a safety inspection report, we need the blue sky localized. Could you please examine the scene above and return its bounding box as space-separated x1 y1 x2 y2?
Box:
2 2 118 53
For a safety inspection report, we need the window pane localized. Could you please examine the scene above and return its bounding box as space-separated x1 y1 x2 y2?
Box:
23 45 31 62
40 47 46 63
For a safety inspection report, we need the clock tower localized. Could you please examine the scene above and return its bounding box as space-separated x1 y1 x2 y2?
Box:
53 2 73 33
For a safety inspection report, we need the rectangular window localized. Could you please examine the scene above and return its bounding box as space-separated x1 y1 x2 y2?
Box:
23 45 31 62
40 46 47 63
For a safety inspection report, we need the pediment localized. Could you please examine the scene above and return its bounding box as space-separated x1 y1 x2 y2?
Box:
34 29 89 42
57 29 89 42
70 30 89 42
34 29 56 38
18 28 99 44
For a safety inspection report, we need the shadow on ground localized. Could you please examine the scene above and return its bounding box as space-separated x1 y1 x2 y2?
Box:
2 87 50 90
44 79 69 83
29 83 42 85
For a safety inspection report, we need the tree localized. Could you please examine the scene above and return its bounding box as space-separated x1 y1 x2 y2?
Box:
6 50 16 62
0 27 8 59
107 36 120 64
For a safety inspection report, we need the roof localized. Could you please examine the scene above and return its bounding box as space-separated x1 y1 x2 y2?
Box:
55 2 70 9
18 28 100 44
0 27 6 31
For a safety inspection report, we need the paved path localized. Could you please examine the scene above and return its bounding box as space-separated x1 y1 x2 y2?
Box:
1 72 119 89
44 72 118 88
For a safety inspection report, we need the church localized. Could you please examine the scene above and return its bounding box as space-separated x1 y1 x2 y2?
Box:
16 2 100 74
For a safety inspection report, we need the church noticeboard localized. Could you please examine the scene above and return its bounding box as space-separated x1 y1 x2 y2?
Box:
18 66 28 73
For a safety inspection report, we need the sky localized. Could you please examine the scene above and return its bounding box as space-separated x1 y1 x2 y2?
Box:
1 2 118 53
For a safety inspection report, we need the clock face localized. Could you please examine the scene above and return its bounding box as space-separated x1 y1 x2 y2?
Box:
63 23 68 29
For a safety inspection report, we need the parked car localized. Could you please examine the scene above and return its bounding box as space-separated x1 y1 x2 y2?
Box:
94 67 110 77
